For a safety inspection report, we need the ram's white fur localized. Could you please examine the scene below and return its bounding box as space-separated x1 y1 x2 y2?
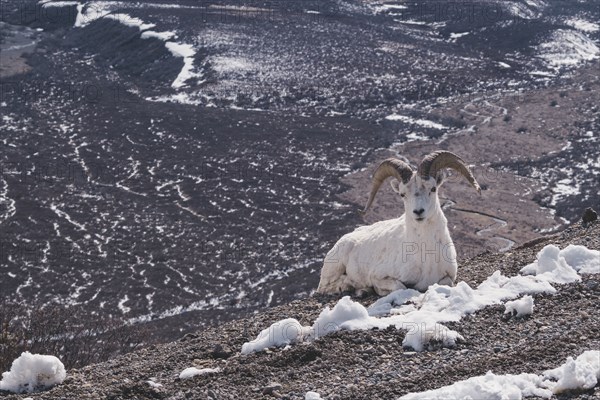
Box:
318 174 458 295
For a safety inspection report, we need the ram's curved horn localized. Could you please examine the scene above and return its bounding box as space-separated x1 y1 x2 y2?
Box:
418 150 481 194
363 158 414 213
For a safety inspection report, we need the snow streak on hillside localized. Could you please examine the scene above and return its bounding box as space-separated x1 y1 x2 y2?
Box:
40 0 204 88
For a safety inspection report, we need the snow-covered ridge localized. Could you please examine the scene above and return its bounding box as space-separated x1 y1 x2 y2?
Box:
40 1 202 89
505 0 547 20
242 244 599 354
565 18 600 33
537 29 600 69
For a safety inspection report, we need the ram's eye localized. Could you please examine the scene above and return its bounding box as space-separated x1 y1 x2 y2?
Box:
431 187 437 193
400 193 405 198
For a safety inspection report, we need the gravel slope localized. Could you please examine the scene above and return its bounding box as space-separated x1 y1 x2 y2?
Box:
1 218 598 399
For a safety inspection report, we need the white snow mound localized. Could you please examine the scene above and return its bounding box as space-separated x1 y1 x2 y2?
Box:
399 371 551 400
0 352 66 393
402 323 464 352
520 244 599 282
399 350 600 399
312 296 370 339
544 350 600 393
241 318 307 354
178 367 220 380
305 391 323 399
559 245 600 274
504 295 534 317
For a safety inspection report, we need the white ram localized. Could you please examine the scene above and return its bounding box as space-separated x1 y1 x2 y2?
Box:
317 151 481 295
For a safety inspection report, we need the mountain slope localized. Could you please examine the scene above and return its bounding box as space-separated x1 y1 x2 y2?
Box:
3 218 597 400
1 0 598 350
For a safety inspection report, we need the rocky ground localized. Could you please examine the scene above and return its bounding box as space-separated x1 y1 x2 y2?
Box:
2 217 597 399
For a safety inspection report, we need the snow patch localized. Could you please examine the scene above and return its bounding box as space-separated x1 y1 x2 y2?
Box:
403 323 463 352
241 318 308 354
400 350 600 399
565 18 600 33
0 352 66 393
164 42 203 89
385 114 448 130
72 1 120 27
146 380 163 388
368 288 421 317
505 0 547 19
449 32 470 40
178 367 221 380
504 295 534 317
400 371 550 399
550 177 581 206
305 392 323 400
559 244 600 275
544 351 600 393
104 13 155 30
312 296 371 339
520 244 599 282
141 30 176 41
537 29 600 69
41 1 79 7
373 3 408 14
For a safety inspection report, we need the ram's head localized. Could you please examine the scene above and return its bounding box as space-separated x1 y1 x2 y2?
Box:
363 151 481 223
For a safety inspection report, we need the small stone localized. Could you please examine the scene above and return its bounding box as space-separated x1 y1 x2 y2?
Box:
211 344 232 359
582 207 598 224
262 382 283 395
585 281 599 290
180 332 199 341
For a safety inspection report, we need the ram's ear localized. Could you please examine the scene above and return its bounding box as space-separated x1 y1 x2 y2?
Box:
390 179 403 193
